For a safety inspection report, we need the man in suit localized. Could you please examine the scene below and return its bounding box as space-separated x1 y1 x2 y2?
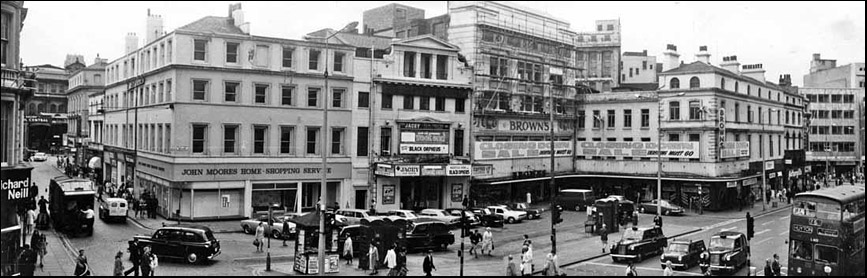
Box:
422 249 436 276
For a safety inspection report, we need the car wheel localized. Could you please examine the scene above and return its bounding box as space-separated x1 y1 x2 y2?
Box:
639 207 646 213
636 252 643 262
440 243 448 251
575 205 582 211
507 217 516 224
272 230 282 239
186 252 199 264
243 225 252 234
664 210 670 216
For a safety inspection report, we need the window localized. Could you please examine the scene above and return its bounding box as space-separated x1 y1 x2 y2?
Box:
306 127 319 155
817 94 829 103
831 126 843 135
226 42 239 63
253 126 268 154
747 105 753 123
830 94 842 103
332 88 345 108
334 52 345 72
436 55 448 80
308 49 321 70
420 97 430 110
223 125 238 154
280 126 295 154
420 53 432 78
192 124 208 154
382 94 393 109
689 76 700 88
331 128 344 155
404 51 416 77
670 78 680 89
577 111 586 129
843 111 854 119
358 91 370 108
307 88 319 107
735 82 739 93
454 129 464 156
790 240 813 261
255 84 269 104
669 101 680 120
607 110 616 128
1 11 9 65
689 101 702 120
380 127 392 155
435 97 445 111
831 110 842 119
357 127 368 156
403 96 414 110
224 82 239 102
490 57 508 77
641 109 650 127
642 61 647 70
455 98 465 112
759 107 763 123
623 110 633 128
669 133 680 142
194 39 207 61
592 110 601 128
843 94 854 103
282 47 293 68
281 86 294 106
192 80 208 101
689 134 700 142
815 245 839 265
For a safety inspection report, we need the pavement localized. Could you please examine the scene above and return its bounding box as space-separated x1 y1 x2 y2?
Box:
126 213 244 234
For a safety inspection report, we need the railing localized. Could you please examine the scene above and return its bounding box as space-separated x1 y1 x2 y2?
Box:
1 68 36 90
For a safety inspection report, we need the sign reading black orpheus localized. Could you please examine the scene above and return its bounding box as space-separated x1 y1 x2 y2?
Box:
398 121 451 155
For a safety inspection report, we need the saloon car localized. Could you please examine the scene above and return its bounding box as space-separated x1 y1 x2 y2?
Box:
335 209 382 225
660 239 706 270
418 209 461 226
610 226 667 263
240 214 296 239
487 205 528 224
508 203 543 220
130 225 221 264
31 152 49 162
705 231 749 274
638 199 684 216
443 208 482 226
406 221 455 252
383 209 421 221
471 207 506 227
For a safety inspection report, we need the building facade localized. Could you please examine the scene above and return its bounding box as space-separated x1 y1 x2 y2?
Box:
574 19 621 93
66 57 107 172
619 49 658 90
102 5 356 220
802 88 864 180
22 64 68 154
803 53 865 89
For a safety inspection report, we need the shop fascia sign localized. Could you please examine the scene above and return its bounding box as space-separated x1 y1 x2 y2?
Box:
376 164 473 177
720 141 750 158
765 161 775 171
475 141 573 160
473 115 574 133
399 122 450 155
1 168 34 201
576 141 699 159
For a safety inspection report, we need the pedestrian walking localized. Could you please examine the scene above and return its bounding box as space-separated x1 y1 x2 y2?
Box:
343 236 354 265
699 250 710 275
83 206 95 236
131 198 140 218
542 252 560 276
385 245 398 276
764 259 773 276
74 249 91 276
653 214 663 227
114 251 125 276
422 250 436 276
36 196 50 230
663 261 674 276
25 207 37 237
124 238 141 276
147 251 158 276
625 262 638 276
31 231 47 268
771 254 781 276
16 244 37 276
368 242 380 275
506 255 520 276
254 222 265 252
139 246 152 277
522 234 533 252
282 216 292 247
468 229 480 257
481 227 494 256
600 224 608 253
521 245 533 276
632 209 639 227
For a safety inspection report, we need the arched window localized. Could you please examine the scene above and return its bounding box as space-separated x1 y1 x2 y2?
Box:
49 104 57 113
689 77 700 88
670 77 680 89
721 78 726 90
28 104 36 115
59 104 67 113
37 104 45 113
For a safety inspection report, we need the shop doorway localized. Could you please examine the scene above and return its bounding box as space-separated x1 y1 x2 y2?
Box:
400 177 443 210
355 190 367 209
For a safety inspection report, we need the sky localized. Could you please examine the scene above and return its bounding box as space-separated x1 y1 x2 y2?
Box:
19 1 865 87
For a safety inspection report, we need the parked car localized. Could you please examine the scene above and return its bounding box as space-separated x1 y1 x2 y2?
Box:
638 199 684 216
31 152 48 162
338 225 365 257
705 231 749 274
240 214 297 239
660 239 706 270
559 189 595 211
443 208 482 226
130 225 221 264
508 203 543 220
610 226 667 263
471 207 505 227
336 208 382 225
418 209 461 226
487 205 527 224
383 209 421 221
98 197 128 222
405 221 455 252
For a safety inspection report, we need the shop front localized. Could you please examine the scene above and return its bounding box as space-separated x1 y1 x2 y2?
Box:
374 163 471 211
1 165 35 276
135 157 352 220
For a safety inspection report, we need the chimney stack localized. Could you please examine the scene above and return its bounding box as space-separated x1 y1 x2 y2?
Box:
720 55 740 74
661 44 680 72
229 3 250 34
146 9 164 44
93 54 107 65
696 46 711 64
778 74 792 87
809 53 837 73
741 63 766 82
125 33 139 54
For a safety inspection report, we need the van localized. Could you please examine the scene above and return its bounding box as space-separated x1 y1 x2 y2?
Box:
99 197 128 222
559 189 595 211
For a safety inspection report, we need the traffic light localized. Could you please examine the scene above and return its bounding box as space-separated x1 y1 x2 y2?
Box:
461 210 471 237
746 214 755 240
552 204 563 225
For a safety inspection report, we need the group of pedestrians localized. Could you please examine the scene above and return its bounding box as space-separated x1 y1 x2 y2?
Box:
359 240 409 276
15 231 46 277
131 190 158 219
468 228 495 258
122 238 159 276
763 254 782 276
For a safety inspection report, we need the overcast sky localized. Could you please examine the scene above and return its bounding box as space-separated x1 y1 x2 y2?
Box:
20 1 865 86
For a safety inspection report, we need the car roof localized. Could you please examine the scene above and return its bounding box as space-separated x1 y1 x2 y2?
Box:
338 208 367 212
561 189 592 193
627 226 657 232
670 239 701 245
103 198 127 202
713 231 745 238
161 224 212 233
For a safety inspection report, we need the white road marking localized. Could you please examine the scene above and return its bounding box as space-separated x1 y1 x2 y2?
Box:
583 262 703 276
779 231 788 236
702 218 740 230
762 220 775 225
721 226 737 231
781 216 790 220
756 237 774 245
755 228 771 235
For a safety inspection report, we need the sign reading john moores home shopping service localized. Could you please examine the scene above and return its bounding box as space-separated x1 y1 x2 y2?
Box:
576 141 700 159
136 158 351 182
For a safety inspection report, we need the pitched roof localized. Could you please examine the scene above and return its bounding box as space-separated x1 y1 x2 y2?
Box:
334 33 394 50
177 16 245 35
661 61 783 91
623 51 647 57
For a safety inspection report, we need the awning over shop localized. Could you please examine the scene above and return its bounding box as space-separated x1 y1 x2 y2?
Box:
88 156 102 169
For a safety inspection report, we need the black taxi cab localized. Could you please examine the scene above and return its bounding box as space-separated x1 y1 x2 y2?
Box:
705 231 749 274
610 226 667 263
130 224 221 264
660 239 706 270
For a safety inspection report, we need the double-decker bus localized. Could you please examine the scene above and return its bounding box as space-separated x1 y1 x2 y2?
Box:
788 185 864 276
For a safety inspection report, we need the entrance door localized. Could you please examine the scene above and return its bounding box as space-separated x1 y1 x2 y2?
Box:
355 190 367 209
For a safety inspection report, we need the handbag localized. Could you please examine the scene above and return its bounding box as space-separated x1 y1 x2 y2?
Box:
253 238 260 247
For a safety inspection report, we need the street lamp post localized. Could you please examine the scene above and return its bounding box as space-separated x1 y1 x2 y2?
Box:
640 91 683 217
266 203 279 271
317 22 358 276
